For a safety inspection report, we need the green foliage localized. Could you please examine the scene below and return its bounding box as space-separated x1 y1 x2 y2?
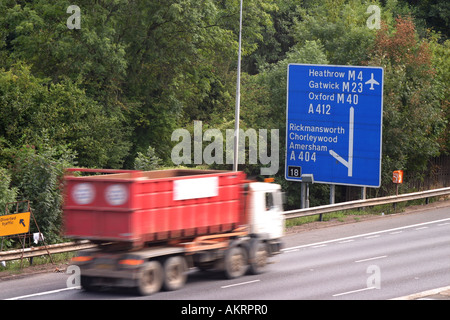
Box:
0 168 17 212
0 0 128 109
0 63 131 168
243 40 329 132
368 17 446 189
398 0 450 39
0 0 448 221
292 0 377 65
10 143 76 243
429 38 450 154
134 146 162 171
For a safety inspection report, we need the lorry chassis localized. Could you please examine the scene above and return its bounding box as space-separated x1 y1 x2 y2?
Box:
73 230 282 295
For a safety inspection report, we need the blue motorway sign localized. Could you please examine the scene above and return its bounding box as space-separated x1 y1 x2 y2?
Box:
285 64 384 187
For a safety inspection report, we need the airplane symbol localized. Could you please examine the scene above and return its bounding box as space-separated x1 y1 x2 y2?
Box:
365 73 380 90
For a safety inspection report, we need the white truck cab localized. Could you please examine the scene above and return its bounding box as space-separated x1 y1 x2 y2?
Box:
248 182 285 241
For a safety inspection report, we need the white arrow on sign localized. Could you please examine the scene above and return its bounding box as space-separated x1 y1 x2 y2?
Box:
329 107 354 177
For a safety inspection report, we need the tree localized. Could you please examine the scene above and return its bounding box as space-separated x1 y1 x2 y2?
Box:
0 0 128 114
10 144 76 243
369 17 446 189
0 63 131 168
398 0 450 39
117 0 278 161
429 37 450 154
134 146 163 171
292 0 378 65
0 168 17 212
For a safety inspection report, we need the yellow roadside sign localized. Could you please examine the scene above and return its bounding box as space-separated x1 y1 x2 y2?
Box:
0 212 31 237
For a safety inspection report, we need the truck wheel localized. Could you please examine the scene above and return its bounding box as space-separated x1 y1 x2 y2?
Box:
224 246 248 279
248 241 268 275
136 261 163 296
163 256 188 291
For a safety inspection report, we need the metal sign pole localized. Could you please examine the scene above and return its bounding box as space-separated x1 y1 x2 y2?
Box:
233 0 243 171
330 184 335 204
29 209 54 265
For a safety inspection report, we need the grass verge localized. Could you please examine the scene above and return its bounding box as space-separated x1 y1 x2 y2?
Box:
0 252 75 275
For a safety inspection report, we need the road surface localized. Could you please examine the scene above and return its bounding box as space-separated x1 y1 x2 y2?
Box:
1 203 449 301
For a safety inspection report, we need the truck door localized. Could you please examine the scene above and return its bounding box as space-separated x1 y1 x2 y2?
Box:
263 190 284 239
249 183 284 240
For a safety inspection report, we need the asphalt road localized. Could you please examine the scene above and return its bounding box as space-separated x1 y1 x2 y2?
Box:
1 203 449 301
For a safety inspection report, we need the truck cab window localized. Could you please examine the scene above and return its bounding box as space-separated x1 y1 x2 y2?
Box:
265 192 274 211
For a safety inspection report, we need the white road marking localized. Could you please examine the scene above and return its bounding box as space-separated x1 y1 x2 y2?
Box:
333 286 376 297
354 255 387 263
282 217 450 252
6 217 450 300
364 235 380 239
415 227 428 230
221 279 260 289
5 286 81 300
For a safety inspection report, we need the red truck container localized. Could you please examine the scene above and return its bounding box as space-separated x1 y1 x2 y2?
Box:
64 169 246 245
64 168 284 295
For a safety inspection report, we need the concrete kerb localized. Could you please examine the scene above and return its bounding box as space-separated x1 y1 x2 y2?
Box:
391 285 450 300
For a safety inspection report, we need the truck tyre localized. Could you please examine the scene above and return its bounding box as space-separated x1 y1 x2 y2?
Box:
224 246 248 279
163 256 188 291
248 240 268 275
136 261 163 296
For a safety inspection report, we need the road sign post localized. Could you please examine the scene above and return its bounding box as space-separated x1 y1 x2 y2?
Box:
285 64 384 188
393 170 404 196
300 174 314 209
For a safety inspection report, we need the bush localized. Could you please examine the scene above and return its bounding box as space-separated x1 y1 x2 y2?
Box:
0 168 17 213
134 146 162 171
10 144 76 243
